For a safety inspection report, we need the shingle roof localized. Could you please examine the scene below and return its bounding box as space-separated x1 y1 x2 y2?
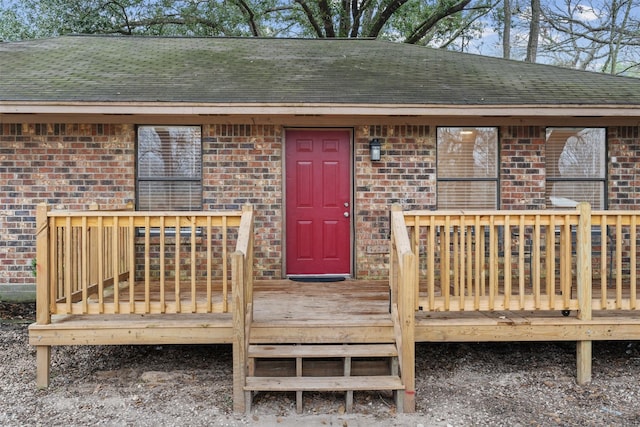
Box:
0 35 639 106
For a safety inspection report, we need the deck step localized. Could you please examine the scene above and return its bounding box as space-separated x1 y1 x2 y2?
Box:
245 375 404 392
248 343 398 359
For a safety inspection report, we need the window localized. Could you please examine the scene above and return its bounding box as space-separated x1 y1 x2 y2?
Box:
137 125 202 211
545 128 606 209
437 127 499 209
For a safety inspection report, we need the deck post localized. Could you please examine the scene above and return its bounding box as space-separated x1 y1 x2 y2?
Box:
400 250 416 413
34 203 51 388
232 250 247 413
576 202 592 385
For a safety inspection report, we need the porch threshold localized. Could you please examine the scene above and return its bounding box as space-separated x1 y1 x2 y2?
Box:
288 276 347 282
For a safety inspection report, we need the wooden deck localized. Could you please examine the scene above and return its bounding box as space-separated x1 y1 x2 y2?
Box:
29 279 404 413
29 277 640 413
29 203 640 415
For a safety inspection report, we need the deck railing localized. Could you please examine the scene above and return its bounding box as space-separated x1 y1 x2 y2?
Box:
35 203 254 323
389 205 416 413
400 203 639 314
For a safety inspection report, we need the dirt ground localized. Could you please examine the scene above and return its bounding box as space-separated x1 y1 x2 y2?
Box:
2 301 640 426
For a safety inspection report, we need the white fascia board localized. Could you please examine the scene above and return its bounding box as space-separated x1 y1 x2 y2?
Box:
0 102 639 117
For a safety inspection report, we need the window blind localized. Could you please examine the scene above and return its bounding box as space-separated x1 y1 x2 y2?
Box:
437 127 498 209
137 125 202 211
545 127 605 209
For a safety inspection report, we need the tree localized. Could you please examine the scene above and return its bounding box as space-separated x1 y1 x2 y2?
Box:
0 0 495 45
502 0 511 58
525 0 540 62
2 0 639 76
537 0 640 75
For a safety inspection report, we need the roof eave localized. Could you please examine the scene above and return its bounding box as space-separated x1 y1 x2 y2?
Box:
1 101 639 117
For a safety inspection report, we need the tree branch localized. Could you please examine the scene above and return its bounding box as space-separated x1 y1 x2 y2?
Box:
404 0 472 44
233 0 260 36
338 0 350 37
318 0 336 37
103 1 133 35
101 16 222 35
349 0 360 37
294 0 324 37
368 0 409 38
439 3 496 49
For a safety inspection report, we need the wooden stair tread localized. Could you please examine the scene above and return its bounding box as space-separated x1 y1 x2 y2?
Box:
245 375 404 391
248 343 398 358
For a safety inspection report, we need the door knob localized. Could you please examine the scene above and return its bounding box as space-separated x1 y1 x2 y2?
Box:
344 202 349 207
343 212 349 217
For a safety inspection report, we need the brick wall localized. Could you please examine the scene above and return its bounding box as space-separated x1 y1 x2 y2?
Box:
608 126 640 209
1 122 639 287
355 125 435 278
202 124 283 278
0 123 135 285
500 126 546 209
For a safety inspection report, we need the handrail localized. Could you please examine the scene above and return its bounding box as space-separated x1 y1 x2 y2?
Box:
389 205 416 413
35 203 247 321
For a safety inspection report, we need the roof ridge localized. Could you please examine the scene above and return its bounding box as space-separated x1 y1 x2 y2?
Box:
62 34 379 42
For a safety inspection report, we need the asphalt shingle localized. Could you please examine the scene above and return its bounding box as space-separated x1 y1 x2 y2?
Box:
0 35 639 106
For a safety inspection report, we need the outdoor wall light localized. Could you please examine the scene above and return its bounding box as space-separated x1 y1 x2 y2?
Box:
369 138 381 161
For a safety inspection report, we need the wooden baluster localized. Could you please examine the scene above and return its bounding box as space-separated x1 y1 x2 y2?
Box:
223 215 228 313
600 214 608 309
97 216 104 313
459 216 466 310
466 223 473 310
191 216 197 313
474 216 481 310
160 216 166 313
453 222 459 299
547 215 556 310
518 215 525 310
64 216 72 314
81 216 88 314
175 216 181 313
144 216 151 313
631 215 637 310
112 216 120 314
504 217 511 310
533 215 541 310
489 216 496 311
414 215 420 311
428 216 435 311
129 216 135 313
207 216 213 313
443 216 451 310
615 215 622 309
561 215 571 311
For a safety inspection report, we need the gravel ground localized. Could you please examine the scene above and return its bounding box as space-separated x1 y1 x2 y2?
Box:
2 302 640 426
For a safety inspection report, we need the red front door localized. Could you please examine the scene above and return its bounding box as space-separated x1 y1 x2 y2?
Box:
285 130 351 275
